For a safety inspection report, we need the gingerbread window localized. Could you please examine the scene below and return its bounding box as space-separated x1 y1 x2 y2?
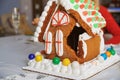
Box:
52 11 69 26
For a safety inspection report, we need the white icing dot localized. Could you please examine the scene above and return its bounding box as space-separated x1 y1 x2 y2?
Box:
44 6 50 12
47 1 53 6
36 27 41 33
34 37 38 42
35 52 41 56
38 21 43 27
40 16 45 22
98 55 104 63
34 32 39 37
41 11 47 17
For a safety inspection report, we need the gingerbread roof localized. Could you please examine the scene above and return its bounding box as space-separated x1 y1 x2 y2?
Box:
33 0 106 42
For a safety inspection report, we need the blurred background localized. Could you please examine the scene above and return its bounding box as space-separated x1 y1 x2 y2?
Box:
0 0 120 37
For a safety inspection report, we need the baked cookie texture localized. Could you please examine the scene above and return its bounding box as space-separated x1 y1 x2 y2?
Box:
33 0 106 64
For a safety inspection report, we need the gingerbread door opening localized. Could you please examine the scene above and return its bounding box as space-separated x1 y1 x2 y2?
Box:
67 26 86 53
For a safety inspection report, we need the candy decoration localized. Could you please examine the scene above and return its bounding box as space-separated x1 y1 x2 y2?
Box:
80 4 84 9
35 55 43 62
28 53 35 60
74 4 79 10
107 47 111 51
75 0 79 3
106 46 116 55
62 58 71 66
110 49 116 55
87 18 92 22
80 0 84 3
52 57 60 65
83 11 88 16
105 51 111 57
70 0 75 4
100 53 107 60
93 23 98 28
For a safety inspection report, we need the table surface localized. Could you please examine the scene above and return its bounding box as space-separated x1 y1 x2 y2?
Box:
0 35 120 80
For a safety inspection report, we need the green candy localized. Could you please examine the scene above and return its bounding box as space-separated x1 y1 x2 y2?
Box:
110 49 116 55
93 23 98 28
74 4 79 9
52 57 60 65
70 0 75 4
80 0 84 3
85 4 89 9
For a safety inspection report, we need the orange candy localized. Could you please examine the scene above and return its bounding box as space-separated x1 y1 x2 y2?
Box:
106 51 111 57
87 18 92 22
83 11 88 16
80 4 84 9
75 0 79 3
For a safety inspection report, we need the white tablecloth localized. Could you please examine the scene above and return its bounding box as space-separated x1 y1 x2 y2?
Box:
0 35 120 80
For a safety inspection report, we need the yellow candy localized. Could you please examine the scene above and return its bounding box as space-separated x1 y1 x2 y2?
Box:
106 51 111 57
35 55 42 62
62 58 71 66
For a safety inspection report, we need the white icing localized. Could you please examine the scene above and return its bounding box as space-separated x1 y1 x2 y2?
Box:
99 30 105 53
34 32 39 37
40 16 45 22
36 27 41 33
47 0 53 6
79 33 91 41
41 11 48 18
71 61 80 75
67 64 72 74
38 21 43 27
33 37 38 42
44 5 50 12
76 23 81 27
45 31 52 54
28 60 36 67
79 33 91 58
52 62 61 72
34 62 41 69
35 52 41 56
60 65 68 73
97 55 104 63
55 30 63 56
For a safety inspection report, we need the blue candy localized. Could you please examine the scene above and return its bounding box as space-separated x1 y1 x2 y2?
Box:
28 53 35 60
100 53 107 60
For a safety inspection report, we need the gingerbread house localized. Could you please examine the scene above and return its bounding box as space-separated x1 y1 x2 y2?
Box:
33 0 106 63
